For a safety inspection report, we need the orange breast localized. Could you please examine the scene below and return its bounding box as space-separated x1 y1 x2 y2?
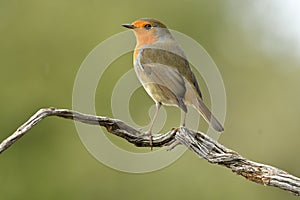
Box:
133 30 157 61
133 48 139 61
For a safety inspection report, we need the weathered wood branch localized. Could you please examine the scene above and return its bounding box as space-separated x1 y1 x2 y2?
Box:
0 107 299 196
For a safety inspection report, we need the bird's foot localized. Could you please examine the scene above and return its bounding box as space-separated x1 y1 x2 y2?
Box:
145 131 153 150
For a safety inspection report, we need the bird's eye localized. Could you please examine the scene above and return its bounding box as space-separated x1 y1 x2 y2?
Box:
144 24 152 30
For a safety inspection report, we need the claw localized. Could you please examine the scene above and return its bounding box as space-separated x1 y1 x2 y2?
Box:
145 131 153 150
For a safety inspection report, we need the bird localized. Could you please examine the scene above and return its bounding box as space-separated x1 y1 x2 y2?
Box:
122 18 224 146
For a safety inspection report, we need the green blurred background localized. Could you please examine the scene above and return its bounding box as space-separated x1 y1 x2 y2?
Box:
1 0 300 199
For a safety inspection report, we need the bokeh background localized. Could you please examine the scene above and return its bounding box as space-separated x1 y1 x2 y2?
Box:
1 0 300 199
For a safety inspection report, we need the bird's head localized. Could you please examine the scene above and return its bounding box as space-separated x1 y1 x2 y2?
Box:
122 18 172 46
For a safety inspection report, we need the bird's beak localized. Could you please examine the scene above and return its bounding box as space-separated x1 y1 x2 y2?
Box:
122 24 135 29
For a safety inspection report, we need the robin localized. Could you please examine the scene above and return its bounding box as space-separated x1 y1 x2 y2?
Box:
122 18 224 146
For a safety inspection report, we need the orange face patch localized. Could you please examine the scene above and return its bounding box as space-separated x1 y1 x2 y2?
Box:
131 20 158 47
132 20 154 28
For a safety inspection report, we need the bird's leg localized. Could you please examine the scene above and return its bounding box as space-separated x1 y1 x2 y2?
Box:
147 102 161 148
182 111 187 127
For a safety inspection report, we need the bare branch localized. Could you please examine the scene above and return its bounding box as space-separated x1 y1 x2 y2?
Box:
0 107 299 196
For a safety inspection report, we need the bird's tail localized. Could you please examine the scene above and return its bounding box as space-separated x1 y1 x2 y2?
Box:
195 99 224 132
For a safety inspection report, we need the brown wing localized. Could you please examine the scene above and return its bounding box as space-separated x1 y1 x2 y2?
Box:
135 48 188 112
140 48 203 100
